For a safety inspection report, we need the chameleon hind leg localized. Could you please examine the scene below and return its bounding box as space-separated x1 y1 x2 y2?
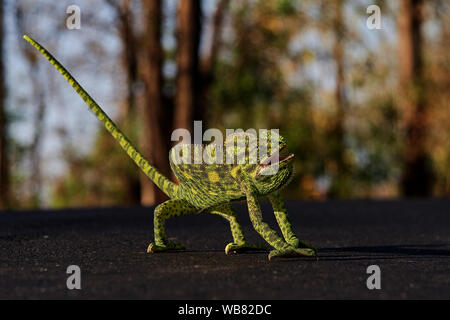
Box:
269 191 317 252
147 199 199 253
209 204 265 254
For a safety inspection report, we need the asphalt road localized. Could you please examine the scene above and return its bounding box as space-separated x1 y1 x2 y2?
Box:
0 199 449 299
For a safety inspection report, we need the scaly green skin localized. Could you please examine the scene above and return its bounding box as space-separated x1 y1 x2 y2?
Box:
24 35 316 260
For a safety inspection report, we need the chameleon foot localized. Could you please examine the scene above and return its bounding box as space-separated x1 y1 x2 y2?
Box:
147 241 185 253
286 237 317 255
225 242 266 255
268 247 316 261
298 239 317 252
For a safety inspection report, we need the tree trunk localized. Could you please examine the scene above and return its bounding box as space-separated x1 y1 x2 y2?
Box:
199 0 228 126
174 0 201 134
398 0 433 196
16 1 47 207
140 0 170 204
115 0 141 204
0 0 8 209
328 0 350 197
115 0 137 120
28 81 45 206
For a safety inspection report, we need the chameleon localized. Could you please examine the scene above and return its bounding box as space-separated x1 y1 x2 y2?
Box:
23 35 317 260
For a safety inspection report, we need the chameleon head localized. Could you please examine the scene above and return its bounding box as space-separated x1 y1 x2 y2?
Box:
224 131 294 195
251 140 294 195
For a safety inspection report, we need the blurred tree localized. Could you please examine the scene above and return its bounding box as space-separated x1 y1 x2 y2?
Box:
174 0 201 134
52 0 144 207
199 0 229 125
427 1 450 195
105 0 141 204
0 0 8 209
111 0 138 121
140 0 171 204
15 2 48 207
398 0 434 196
326 0 353 197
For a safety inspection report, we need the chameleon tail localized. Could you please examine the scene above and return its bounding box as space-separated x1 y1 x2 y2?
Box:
23 35 178 199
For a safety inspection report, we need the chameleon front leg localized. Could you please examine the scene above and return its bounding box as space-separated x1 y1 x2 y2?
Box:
244 186 316 260
209 204 265 254
147 199 199 253
268 191 317 252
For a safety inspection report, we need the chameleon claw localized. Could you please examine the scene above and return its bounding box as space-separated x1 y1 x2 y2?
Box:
147 241 185 253
268 247 317 261
286 237 317 252
147 242 158 253
298 239 317 252
286 236 317 253
225 242 266 255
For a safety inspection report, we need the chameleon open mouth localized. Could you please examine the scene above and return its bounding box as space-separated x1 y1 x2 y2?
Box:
259 145 294 169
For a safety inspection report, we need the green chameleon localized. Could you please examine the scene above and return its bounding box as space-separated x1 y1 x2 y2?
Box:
24 35 317 260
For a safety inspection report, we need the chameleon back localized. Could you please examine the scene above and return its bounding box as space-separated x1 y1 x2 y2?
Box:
169 144 246 208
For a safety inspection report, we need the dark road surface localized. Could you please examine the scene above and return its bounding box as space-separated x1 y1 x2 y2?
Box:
0 199 449 299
